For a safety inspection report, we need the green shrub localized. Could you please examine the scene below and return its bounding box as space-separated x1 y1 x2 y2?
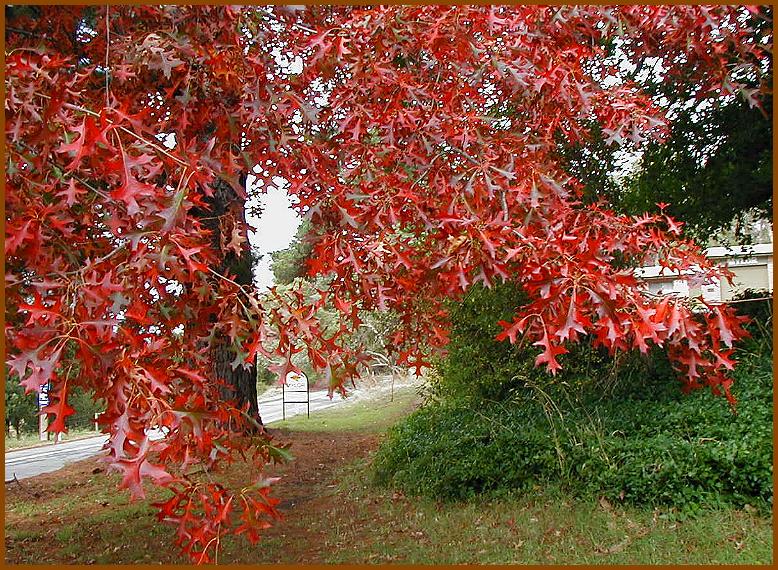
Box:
378 281 772 511
257 360 276 389
429 282 677 406
5 372 38 436
373 347 773 510
730 288 772 342
66 387 105 431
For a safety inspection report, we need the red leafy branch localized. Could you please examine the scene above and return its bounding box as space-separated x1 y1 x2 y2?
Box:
5 4 769 563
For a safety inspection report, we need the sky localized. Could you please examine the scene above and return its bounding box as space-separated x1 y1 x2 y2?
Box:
241 37 306 291
245 175 302 290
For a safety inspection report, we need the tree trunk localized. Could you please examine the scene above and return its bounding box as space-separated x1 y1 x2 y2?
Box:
213 335 262 429
194 176 264 430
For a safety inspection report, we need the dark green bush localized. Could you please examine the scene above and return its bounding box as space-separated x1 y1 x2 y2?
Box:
257 361 277 389
730 288 772 342
5 372 38 436
65 387 105 431
432 282 775 407
428 282 670 405
373 346 773 510
377 281 772 511
424 281 533 402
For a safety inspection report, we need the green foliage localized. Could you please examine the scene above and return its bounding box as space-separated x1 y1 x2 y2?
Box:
4 373 38 436
428 282 671 404
729 288 772 342
265 221 405 387
373 345 773 510
256 360 277 389
230 246 263 286
65 387 105 431
262 275 402 387
270 220 314 285
427 281 535 402
4 348 105 436
375 282 772 511
554 119 629 206
349 309 402 376
618 97 772 243
556 14 772 245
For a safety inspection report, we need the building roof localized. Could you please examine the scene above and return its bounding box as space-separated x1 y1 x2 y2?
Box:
635 243 772 280
705 243 773 258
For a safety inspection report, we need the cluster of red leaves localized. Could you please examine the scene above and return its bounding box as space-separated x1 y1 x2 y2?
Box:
5 6 325 562
276 4 765 398
5 5 769 563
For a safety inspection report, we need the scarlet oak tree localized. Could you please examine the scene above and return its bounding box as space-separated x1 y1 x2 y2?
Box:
279 4 765 396
5 6 318 562
5 5 768 563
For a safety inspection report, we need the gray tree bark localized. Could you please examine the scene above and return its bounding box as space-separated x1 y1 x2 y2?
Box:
195 177 263 430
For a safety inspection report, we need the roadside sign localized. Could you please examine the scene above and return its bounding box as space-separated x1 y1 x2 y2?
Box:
285 372 307 391
38 383 50 441
282 371 309 420
38 383 49 408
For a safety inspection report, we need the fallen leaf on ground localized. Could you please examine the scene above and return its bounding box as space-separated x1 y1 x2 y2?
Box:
596 535 631 555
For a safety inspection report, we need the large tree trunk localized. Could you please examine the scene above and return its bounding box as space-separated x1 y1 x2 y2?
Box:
213 334 262 429
195 176 264 430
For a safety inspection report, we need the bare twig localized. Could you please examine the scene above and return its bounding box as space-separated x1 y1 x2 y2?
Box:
6 27 38 38
104 6 111 109
5 474 37 497
726 296 772 304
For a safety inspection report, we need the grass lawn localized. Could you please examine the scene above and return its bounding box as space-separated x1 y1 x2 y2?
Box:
306 461 773 564
4 427 102 451
4 384 773 564
268 386 420 433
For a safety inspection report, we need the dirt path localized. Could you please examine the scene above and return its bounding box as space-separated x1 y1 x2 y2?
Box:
4 426 386 564
239 429 382 563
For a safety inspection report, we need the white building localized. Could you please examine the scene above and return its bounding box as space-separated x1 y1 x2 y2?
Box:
636 243 773 302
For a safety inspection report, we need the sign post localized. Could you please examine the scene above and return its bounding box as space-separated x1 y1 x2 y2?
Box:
38 383 49 441
282 372 309 420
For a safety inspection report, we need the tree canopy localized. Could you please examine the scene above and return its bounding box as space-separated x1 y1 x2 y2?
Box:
5 5 770 563
5 373 38 437
555 7 772 241
270 220 314 286
620 95 772 242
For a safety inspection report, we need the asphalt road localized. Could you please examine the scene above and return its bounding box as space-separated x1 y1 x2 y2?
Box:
4 389 346 482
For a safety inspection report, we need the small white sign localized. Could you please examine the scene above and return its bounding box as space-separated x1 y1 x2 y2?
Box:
38 383 49 408
285 371 308 392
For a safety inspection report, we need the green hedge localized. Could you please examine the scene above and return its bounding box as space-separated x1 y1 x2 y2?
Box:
373 345 773 511
730 288 772 343
426 282 676 405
